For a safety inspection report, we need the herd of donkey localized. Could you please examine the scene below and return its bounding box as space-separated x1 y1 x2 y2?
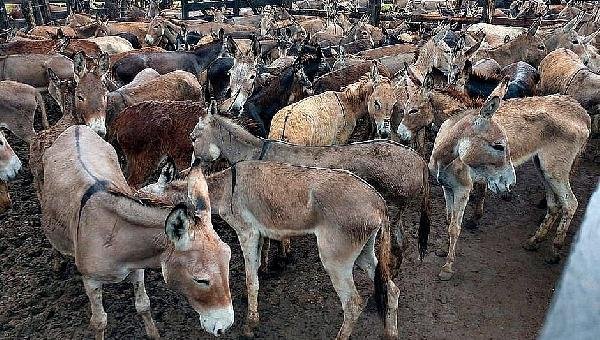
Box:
0 0 599 338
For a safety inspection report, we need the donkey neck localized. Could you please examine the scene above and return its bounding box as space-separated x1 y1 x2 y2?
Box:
213 117 263 162
205 169 232 216
337 80 374 120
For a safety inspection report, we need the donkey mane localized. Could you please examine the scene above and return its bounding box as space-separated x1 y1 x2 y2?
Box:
437 86 484 108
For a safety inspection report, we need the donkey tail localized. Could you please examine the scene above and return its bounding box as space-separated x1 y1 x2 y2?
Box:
418 165 431 261
35 90 49 129
374 217 400 321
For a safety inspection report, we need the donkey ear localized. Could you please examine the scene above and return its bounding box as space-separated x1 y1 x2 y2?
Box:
251 35 261 58
423 72 434 91
528 18 540 36
218 28 225 41
97 52 110 76
165 203 192 251
56 28 65 40
73 51 87 78
479 96 501 119
47 68 59 83
209 99 218 115
159 156 177 183
504 34 510 43
370 61 381 83
226 35 238 56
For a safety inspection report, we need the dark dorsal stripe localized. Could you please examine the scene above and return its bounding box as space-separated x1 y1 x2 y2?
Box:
257 140 271 160
230 163 238 214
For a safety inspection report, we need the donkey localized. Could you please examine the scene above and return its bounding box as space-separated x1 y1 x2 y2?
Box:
108 100 206 188
0 80 48 143
242 63 313 137
269 63 396 144
0 29 68 55
41 125 233 339
112 30 226 85
190 112 431 259
106 70 203 123
429 95 590 280
0 131 21 213
30 53 110 193
538 48 600 119
473 19 546 67
0 53 73 89
150 160 402 340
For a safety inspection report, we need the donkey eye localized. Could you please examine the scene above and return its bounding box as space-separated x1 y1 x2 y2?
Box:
374 100 381 110
408 109 418 115
77 95 84 101
491 144 505 152
194 278 211 287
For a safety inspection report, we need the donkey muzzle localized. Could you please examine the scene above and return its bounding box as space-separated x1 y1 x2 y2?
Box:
199 305 234 337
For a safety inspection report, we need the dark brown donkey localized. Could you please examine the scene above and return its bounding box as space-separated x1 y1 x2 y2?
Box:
42 126 233 339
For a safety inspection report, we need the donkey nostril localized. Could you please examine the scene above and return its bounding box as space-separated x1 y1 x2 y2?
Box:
217 328 223 335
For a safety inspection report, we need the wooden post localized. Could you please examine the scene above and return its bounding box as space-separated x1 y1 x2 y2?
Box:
481 0 494 23
39 0 52 23
21 0 36 29
234 0 240 16
0 0 8 30
368 0 381 26
181 0 188 19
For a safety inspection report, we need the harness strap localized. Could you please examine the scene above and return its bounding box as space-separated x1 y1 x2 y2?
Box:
563 67 587 95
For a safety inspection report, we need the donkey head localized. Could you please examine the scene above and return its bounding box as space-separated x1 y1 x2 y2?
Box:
433 96 516 193
72 51 110 137
367 63 396 139
162 166 233 336
145 17 168 46
0 131 21 182
190 104 221 164
396 72 435 142
221 36 261 114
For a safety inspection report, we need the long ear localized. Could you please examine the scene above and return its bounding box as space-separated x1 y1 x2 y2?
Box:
57 28 64 40
581 29 600 45
158 156 177 183
209 99 218 115
251 35 261 58
73 51 87 79
423 71 434 91
370 61 381 83
47 68 60 84
479 96 501 119
186 166 210 213
226 35 238 56
96 52 110 76
218 28 225 41
165 203 192 251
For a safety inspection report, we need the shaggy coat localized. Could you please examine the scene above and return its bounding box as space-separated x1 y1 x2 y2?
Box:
106 70 203 122
108 100 206 188
538 48 600 115
313 62 391 93
269 74 396 145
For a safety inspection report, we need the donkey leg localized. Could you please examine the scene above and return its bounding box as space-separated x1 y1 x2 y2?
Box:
238 230 263 337
524 187 559 251
317 232 363 340
436 187 455 257
439 186 471 281
356 232 400 339
83 278 107 340
129 269 160 339
465 182 486 230
546 179 578 264
258 238 271 274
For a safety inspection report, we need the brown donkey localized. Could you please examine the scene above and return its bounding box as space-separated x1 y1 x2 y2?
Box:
190 112 431 259
148 160 402 340
269 62 397 144
42 125 234 339
429 95 590 280
0 131 21 213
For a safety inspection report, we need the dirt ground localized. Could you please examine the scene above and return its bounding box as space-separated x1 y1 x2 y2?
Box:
0 106 599 340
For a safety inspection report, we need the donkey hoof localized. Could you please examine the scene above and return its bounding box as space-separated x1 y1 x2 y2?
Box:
438 268 454 281
523 240 540 252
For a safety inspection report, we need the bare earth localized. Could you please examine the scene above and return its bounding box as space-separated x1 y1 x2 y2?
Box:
1 107 598 340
